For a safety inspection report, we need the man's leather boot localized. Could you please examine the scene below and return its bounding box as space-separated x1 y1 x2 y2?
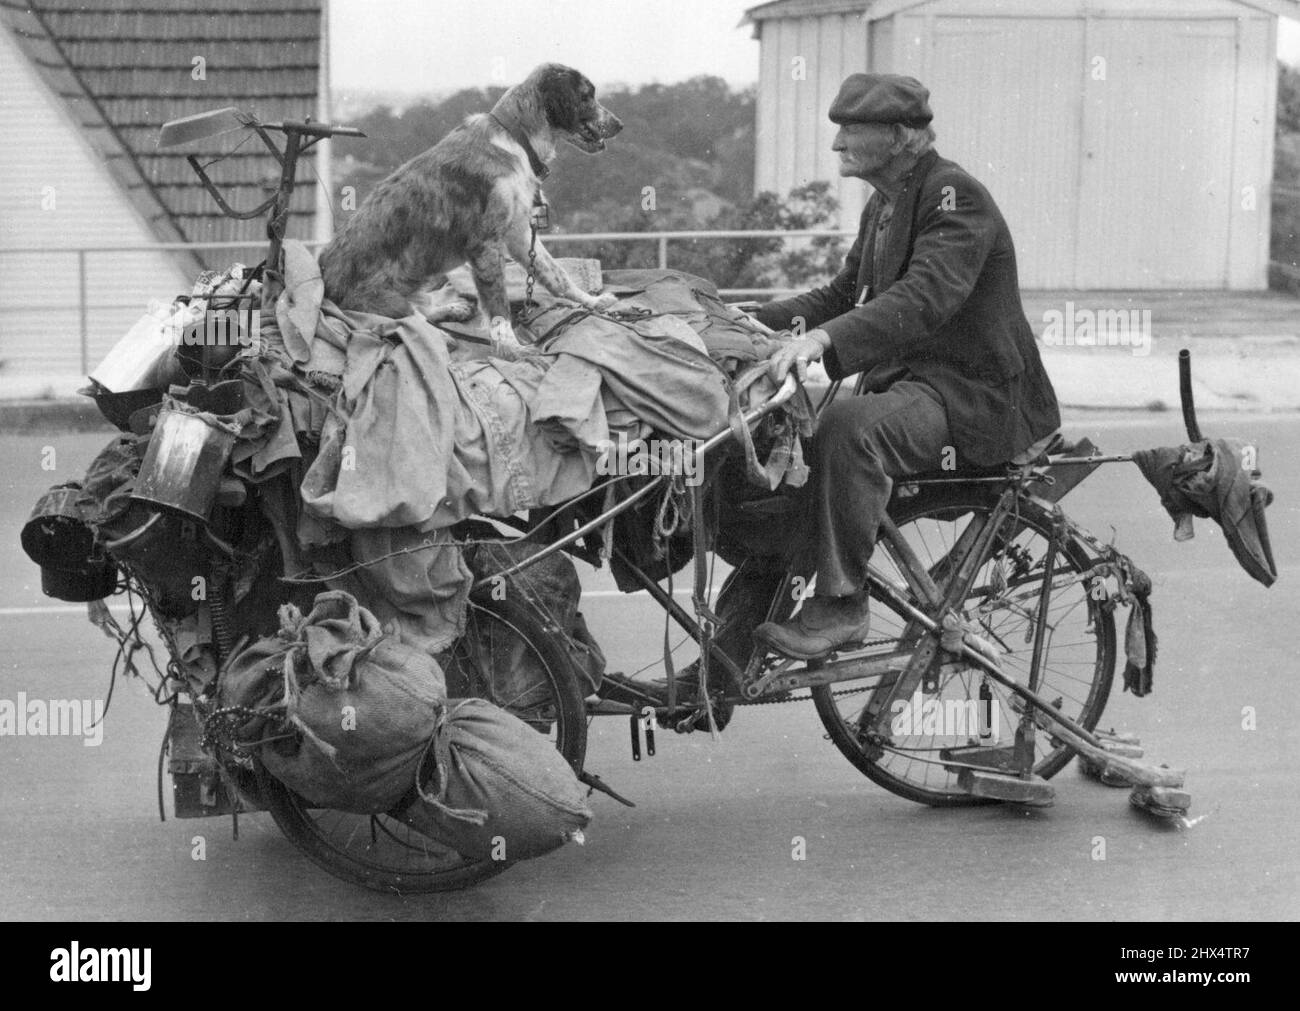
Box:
754 590 871 660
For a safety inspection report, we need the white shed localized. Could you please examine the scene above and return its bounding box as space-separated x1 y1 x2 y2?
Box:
745 0 1299 289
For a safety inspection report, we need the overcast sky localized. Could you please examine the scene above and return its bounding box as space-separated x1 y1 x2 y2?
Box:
329 0 761 94
329 1 1300 94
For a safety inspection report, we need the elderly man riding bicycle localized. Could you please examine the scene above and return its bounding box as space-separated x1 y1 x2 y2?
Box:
752 72 1061 661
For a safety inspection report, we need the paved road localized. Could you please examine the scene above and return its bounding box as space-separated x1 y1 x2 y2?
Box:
1 412 1297 921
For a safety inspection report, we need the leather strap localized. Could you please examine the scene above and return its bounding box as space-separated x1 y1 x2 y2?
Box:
488 112 550 181
728 364 783 490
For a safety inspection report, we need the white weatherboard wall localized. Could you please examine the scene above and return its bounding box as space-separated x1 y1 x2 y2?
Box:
0 26 189 381
755 10 870 232
753 0 1281 289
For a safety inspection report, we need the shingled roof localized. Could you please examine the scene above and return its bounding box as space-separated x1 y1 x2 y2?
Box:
0 0 323 260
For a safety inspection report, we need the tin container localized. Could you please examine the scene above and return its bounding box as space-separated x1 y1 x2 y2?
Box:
89 301 190 393
132 407 237 521
21 482 95 569
40 560 119 602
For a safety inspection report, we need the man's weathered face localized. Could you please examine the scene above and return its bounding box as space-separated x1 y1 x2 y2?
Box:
832 122 899 179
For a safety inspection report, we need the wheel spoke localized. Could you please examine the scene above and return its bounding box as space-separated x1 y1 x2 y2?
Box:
810 491 1115 807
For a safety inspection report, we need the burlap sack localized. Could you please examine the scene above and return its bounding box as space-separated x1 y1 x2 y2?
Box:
401 697 591 863
219 590 446 813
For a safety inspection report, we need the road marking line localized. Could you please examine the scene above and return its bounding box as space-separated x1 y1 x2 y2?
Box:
0 605 109 616
0 586 732 618
4 567 1266 618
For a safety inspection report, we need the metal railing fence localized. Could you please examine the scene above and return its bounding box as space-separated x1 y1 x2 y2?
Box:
0 229 854 373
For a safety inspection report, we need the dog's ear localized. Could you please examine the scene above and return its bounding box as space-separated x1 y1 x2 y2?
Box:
539 65 591 131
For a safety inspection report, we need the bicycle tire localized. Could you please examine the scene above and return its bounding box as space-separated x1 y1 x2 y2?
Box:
257 595 589 893
811 486 1116 806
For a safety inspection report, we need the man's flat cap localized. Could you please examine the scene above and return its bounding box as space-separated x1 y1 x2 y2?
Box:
828 74 932 128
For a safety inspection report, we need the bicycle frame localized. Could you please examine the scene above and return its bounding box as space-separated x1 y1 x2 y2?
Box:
472 380 1119 720
469 352 1205 809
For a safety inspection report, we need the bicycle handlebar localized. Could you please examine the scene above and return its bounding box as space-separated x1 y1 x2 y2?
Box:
694 374 800 458
259 120 366 140
767 374 799 410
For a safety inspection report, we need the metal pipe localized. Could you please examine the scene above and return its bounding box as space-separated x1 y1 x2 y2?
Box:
469 475 666 591
609 547 745 687
1026 527 1059 691
1179 349 1202 442
1043 453 1133 466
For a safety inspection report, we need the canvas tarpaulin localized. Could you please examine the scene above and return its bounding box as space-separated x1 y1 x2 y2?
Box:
128 260 801 665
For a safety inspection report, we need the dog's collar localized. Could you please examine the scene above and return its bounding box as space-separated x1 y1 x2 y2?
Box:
489 113 550 181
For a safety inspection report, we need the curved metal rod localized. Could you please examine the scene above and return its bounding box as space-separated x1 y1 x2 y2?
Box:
469 474 667 591
102 512 162 552
1179 349 1202 443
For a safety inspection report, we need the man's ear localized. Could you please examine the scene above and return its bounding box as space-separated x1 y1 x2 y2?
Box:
889 123 908 155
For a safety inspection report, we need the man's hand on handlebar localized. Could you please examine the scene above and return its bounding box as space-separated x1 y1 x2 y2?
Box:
768 329 832 385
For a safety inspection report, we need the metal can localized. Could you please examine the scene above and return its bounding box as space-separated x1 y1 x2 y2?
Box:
132 407 238 522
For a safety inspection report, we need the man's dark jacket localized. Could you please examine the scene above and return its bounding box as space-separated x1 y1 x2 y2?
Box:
756 149 1060 467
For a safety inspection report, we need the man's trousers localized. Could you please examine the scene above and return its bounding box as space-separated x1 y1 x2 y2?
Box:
811 379 952 597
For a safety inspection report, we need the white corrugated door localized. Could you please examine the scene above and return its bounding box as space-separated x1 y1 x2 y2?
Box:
1076 18 1238 288
921 16 1086 288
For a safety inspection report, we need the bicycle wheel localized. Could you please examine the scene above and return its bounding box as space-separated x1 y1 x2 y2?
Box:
257 595 589 893
811 487 1115 806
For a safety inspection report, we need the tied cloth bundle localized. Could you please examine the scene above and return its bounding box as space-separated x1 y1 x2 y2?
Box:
1089 551 1157 698
217 590 446 813
1132 438 1277 588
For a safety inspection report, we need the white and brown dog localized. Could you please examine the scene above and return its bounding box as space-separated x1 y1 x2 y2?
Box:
318 63 622 354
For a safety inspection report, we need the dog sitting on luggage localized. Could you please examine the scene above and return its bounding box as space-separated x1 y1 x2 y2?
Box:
318 63 623 357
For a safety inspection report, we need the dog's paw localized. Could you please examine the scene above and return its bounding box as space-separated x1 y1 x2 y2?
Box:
587 292 619 312
431 299 476 324
490 338 544 361
487 320 541 361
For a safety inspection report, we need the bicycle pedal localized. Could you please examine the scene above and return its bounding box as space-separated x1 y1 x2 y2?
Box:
629 707 657 760
941 743 1022 775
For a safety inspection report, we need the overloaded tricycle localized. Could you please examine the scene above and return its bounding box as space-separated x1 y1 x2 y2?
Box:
21 108 1276 893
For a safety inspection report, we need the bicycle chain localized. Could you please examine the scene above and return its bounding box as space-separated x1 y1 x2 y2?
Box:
743 683 875 706
740 635 899 705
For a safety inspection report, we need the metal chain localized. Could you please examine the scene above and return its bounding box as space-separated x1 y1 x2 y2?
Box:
199 702 282 759
525 222 538 310
742 683 875 706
